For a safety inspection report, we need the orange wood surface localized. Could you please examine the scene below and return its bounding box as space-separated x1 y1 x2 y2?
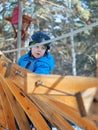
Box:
0 100 6 130
0 74 50 130
29 95 74 130
0 81 16 130
34 95 98 130
0 76 31 130
0 54 98 129
26 73 98 94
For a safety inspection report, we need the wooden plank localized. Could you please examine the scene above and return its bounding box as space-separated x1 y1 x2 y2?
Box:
4 62 28 92
82 87 97 113
75 92 87 117
0 81 16 130
48 95 78 109
0 74 50 130
28 95 74 130
87 114 98 127
26 73 98 94
48 87 97 113
0 54 29 92
31 95 98 130
0 77 31 130
0 100 7 130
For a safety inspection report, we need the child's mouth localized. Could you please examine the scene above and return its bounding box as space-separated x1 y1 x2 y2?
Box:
36 53 40 56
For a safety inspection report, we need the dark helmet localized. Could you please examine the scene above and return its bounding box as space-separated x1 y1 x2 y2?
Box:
29 31 51 50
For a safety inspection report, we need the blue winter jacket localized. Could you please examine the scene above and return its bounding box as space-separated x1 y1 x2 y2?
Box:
18 51 54 74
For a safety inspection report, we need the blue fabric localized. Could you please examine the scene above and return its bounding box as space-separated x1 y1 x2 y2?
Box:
18 51 54 74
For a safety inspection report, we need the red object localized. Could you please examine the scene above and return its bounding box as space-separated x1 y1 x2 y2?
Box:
4 6 36 39
11 6 19 24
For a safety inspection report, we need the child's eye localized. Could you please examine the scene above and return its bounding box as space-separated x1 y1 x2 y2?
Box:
42 46 46 49
36 46 39 48
35 45 46 50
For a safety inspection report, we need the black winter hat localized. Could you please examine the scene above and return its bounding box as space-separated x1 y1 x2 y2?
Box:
29 31 51 50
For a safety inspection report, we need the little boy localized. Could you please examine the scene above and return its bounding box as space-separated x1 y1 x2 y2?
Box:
18 31 54 74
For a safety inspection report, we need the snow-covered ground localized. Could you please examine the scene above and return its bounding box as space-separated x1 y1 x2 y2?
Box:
52 125 82 130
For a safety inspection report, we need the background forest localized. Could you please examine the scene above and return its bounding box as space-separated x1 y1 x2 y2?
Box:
0 0 98 77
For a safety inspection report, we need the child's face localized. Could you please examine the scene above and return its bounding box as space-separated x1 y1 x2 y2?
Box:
31 45 47 58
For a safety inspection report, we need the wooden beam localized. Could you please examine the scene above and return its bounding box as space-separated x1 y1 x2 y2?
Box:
26 73 98 94
0 100 7 130
31 95 98 130
0 81 16 130
29 95 74 130
0 75 31 130
75 92 87 117
0 74 50 130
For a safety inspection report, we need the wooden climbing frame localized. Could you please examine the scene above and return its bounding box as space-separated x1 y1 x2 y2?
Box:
4 15 36 39
0 53 98 130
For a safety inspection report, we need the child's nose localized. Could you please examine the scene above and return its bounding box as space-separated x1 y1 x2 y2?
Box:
38 47 42 51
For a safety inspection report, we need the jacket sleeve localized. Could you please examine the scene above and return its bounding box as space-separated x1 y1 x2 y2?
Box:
17 57 21 66
34 61 51 74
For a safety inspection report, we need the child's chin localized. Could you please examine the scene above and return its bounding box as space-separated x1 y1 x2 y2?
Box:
35 56 41 58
